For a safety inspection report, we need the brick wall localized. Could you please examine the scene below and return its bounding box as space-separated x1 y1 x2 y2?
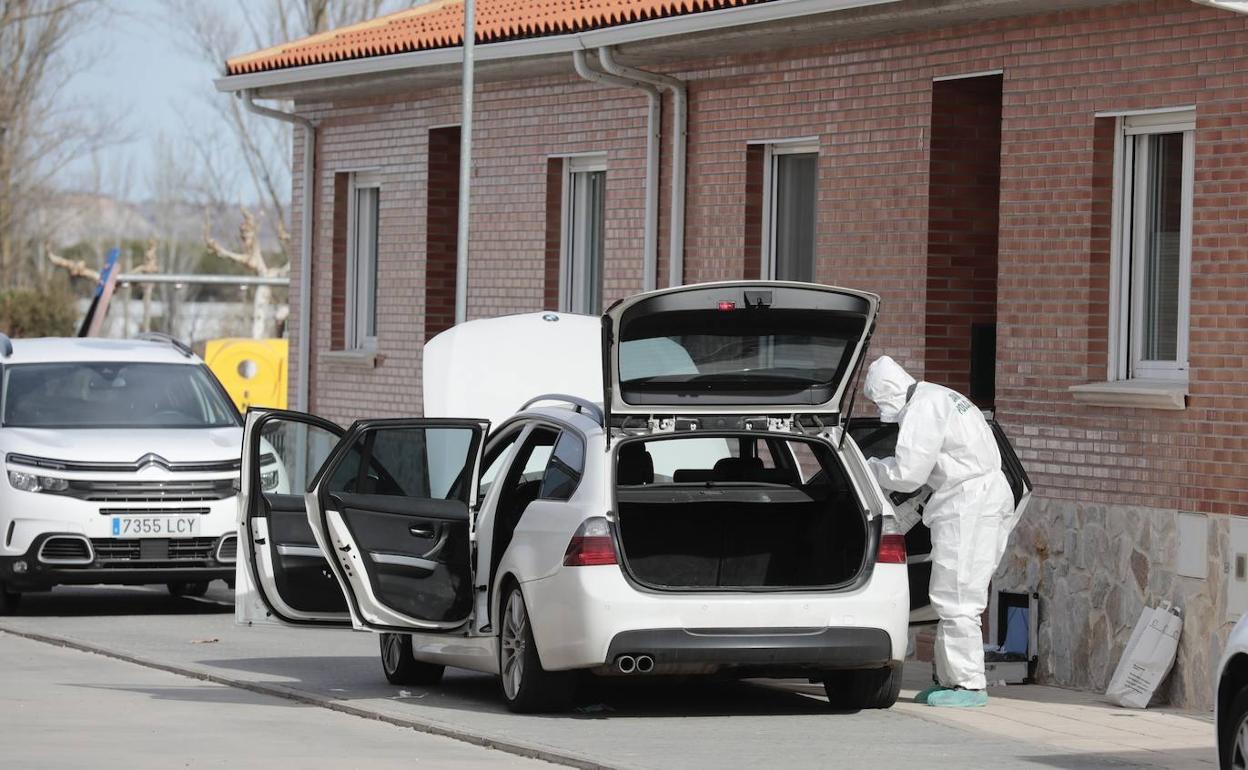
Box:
290 0 1248 517
925 75 1003 406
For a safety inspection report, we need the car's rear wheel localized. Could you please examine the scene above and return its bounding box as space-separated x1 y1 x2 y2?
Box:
498 583 575 713
0 584 21 615
822 664 903 710
167 581 209 598
1220 686 1248 770
379 633 445 686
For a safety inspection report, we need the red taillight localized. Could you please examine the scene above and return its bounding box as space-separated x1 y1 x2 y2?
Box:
877 533 907 564
717 300 736 311
563 518 618 566
563 536 617 566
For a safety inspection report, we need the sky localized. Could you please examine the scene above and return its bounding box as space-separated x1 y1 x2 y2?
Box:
57 0 269 204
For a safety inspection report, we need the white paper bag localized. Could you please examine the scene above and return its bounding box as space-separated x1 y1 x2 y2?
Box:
1105 602 1183 709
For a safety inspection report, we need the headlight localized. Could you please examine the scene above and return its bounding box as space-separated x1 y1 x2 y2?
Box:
7 470 68 493
260 469 280 491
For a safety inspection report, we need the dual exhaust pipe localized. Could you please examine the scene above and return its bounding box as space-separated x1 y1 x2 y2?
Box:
614 653 655 674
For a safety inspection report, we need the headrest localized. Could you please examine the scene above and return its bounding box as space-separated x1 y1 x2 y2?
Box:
617 443 654 485
712 456 764 481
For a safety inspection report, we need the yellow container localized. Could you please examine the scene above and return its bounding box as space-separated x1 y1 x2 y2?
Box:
204 338 288 412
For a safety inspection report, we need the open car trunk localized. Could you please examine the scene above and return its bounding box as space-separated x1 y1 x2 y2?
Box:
614 434 871 590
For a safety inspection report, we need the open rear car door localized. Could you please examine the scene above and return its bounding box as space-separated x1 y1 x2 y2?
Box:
306 418 489 632
847 417 1033 624
237 409 351 626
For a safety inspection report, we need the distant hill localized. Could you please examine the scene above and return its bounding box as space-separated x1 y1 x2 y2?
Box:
34 192 287 252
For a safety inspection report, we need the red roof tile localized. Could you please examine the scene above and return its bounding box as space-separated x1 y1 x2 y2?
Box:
226 0 773 75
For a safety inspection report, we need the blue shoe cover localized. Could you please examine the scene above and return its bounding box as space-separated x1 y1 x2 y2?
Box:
914 685 950 704
927 688 988 708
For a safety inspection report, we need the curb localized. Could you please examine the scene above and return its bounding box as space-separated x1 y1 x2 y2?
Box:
0 625 613 770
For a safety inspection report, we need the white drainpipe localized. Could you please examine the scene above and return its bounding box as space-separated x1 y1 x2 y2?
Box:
597 47 686 288
241 89 316 412
572 49 660 292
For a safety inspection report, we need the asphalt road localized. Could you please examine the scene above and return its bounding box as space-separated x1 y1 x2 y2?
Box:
0 585 1204 769
1 631 553 770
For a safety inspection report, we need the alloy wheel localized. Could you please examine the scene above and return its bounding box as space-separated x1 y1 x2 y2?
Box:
500 589 528 700
1234 712 1248 770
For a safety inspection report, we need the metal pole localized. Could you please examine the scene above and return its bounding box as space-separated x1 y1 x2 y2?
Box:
115 273 291 287
454 0 475 325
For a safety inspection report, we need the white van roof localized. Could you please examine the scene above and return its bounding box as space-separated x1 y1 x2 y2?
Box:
422 312 602 430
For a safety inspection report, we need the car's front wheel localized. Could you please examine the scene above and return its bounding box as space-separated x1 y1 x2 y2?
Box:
822 665 903 710
0 584 21 615
167 581 209 598
498 583 575 713
1220 686 1248 770
379 633 445 686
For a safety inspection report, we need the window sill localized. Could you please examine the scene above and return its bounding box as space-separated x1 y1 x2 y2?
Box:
1068 380 1187 411
321 349 383 368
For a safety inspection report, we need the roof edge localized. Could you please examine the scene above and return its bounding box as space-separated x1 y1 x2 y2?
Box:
215 0 902 93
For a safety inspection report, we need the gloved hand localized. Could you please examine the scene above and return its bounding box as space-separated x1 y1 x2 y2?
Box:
889 488 926 506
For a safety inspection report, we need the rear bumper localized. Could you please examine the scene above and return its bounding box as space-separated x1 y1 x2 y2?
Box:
606 626 893 674
0 532 234 591
518 561 909 672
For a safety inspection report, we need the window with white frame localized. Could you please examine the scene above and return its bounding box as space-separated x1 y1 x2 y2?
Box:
762 141 818 282
560 155 606 315
347 171 380 349
1111 111 1194 383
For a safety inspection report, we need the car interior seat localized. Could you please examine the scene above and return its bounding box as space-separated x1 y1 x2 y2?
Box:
617 443 655 485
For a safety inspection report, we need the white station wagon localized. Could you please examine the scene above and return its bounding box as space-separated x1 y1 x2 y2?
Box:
236 281 1031 712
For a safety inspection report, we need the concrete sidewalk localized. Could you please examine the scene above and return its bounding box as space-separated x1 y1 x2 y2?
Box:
778 666 1216 769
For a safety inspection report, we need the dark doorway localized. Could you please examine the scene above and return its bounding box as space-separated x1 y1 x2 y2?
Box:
925 75 1003 408
425 126 461 340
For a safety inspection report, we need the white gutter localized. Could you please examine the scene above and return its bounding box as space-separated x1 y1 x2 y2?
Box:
572 50 660 292
597 47 686 288
214 0 900 93
240 89 316 412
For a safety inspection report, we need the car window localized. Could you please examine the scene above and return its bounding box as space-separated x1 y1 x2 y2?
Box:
478 427 523 499
259 416 340 494
1 362 238 429
647 437 733 482
323 425 480 502
539 431 584 501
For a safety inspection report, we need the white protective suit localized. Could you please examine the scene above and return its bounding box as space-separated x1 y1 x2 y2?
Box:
863 356 1016 691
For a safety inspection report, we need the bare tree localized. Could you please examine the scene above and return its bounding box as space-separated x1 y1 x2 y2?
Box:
0 0 114 287
206 209 288 339
164 0 407 270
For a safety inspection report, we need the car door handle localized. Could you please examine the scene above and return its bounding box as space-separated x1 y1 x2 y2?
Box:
370 552 438 575
409 526 435 539
275 544 324 558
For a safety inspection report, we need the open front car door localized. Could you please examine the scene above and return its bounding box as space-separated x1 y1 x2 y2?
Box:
237 409 350 627
847 417 1033 624
307 419 489 632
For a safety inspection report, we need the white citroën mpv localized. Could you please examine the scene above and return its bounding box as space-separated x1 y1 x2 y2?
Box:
235 281 1031 712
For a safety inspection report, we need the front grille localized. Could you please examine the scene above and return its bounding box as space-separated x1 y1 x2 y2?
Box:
38 536 93 564
90 537 217 563
98 507 211 516
68 479 236 503
7 452 259 473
